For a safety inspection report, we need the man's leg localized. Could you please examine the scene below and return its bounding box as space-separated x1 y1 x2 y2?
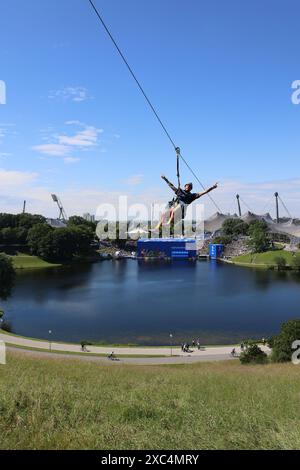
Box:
151 206 171 231
165 204 181 225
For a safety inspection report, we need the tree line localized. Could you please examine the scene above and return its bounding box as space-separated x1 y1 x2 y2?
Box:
0 213 98 262
215 218 274 253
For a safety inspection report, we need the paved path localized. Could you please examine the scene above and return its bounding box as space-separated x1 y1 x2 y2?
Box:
6 346 239 365
0 331 270 365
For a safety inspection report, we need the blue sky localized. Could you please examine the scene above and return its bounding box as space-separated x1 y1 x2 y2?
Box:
0 0 300 217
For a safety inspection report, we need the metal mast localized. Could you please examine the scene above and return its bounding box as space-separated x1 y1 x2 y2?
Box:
51 194 67 221
236 194 242 217
274 192 279 223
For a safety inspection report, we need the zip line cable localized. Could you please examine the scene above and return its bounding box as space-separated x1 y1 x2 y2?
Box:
278 195 293 220
240 196 253 213
87 0 176 149
87 0 222 212
260 195 273 215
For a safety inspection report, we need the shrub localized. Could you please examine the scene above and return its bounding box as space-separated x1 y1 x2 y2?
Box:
240 344 268 365
272 319 300 363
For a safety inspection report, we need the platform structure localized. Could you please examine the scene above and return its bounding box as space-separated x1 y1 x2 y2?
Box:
137 238 198 260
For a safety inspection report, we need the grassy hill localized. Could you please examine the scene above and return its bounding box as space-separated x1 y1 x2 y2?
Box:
233 250 296 268
1 351 300 450
9 253 61 269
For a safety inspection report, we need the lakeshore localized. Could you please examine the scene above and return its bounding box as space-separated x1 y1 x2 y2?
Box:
1 330 268 364
2 259 300 346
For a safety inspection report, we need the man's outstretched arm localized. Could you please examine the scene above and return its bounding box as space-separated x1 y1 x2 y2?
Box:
161 175 178 193
195 182 218 199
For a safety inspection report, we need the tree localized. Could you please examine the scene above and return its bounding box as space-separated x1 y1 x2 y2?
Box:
0 227 17 244
68 216 96 231
247 219 268 235
240 344 268 364
69 226 94 255
0 227 27 245
16 213 46 230
213 235 232 246
27 223 95 263
274 255 287 270
222 219 249 237
272 319 300 363
0 213 46 246
27 223 53 255
34 231 55 261
0 253 15 300
247 227 270 253
0 213 17 229
13 227 28 244
38 229 77 262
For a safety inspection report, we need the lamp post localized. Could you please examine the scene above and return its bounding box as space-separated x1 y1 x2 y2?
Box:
49 330 52 352
170 334 173 357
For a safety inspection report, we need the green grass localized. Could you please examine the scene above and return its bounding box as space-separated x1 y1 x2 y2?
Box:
9 253 61 269
233 250 296 268
1 352 300 450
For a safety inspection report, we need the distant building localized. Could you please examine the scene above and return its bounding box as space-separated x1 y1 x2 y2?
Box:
83 213 95 223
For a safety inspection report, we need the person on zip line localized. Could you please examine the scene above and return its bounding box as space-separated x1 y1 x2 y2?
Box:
151 176 218 231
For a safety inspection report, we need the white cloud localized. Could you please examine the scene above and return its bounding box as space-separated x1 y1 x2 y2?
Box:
32 122 103 159
0 168 38 187
58 126 102 147
65 120 82 126
211 178 300 218
32 143 70 157
124 174 144 186
0 170 299 220
49 87 90 102
64 157 80 164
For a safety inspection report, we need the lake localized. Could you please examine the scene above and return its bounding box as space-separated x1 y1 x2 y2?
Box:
3 260 300 345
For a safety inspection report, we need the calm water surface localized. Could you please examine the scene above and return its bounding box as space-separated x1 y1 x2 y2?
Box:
3 260 300 345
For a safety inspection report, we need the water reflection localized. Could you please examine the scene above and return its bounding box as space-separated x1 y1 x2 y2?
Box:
3 260 300 345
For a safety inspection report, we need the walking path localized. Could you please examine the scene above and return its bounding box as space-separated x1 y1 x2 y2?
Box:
0 331 270 365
